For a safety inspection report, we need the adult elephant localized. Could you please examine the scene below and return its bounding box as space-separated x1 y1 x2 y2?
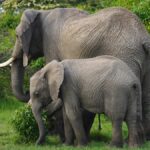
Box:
0 7 150 139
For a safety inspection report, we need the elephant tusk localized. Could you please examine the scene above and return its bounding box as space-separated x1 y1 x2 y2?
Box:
0 57 15 67
23 53 28 67
27 99 32 106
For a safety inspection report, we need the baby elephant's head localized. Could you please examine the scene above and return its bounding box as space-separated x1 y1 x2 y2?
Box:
29 60 64 145
29 71 51 108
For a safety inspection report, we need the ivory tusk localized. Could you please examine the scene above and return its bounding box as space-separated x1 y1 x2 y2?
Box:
27 99 32 106
0 57 15 67
23 53 28 67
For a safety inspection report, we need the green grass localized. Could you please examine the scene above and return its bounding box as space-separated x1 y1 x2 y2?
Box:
0 101 150 150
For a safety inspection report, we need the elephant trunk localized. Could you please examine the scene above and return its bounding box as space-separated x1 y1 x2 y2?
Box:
11 59 29 102
32 102 46 145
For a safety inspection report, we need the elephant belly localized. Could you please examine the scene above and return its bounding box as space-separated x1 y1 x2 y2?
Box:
84 106 104 114
80 95 104 114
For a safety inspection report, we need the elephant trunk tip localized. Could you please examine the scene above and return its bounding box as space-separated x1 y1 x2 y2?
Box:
13 90 30 103
36 133 46 145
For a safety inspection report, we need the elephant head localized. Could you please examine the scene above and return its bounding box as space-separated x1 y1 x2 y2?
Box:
0 9 44 102
29 60 64 144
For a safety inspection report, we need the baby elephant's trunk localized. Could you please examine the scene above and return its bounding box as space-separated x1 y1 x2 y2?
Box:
32 103 46 145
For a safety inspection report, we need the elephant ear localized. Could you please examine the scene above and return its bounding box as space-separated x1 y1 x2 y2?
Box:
47 60 64 101
16 9 39 66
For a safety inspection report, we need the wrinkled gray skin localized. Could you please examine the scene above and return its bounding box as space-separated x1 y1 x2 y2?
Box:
1 7 150 139
30 56 144 147
47 108 95 143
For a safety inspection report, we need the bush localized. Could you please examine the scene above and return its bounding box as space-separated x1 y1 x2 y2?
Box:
145 22 150 33
30 57 45 71
11 105 53 143
97 0 150 23
0 12 20 30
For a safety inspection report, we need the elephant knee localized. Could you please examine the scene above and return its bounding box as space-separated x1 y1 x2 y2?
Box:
65 106 81 121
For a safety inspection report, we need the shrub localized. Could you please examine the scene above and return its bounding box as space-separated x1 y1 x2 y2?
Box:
0 12 20 30
145 22 150 33
11 105 53 143
98 0 150 23
30 57 45 71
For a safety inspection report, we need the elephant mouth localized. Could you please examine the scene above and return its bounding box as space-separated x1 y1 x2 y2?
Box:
42 99 52 109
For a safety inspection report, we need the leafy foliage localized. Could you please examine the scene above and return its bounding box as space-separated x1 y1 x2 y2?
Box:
0 12 20 104
30 58 45 71
146 22 150 33
1 0 150 32
2 0 70 10
11 105 53 143
100 0 150 22
0 11 20 53
0 11 20 30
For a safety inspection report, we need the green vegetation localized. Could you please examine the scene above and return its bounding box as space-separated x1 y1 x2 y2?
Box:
1 0 150 31
2 0 150 20
1 110 150 150
11 105 52 143
0 0 150 149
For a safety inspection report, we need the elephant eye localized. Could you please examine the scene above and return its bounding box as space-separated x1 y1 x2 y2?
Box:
34 91 39 97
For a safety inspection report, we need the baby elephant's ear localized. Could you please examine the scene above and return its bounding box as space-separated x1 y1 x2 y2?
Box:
47 60 64 103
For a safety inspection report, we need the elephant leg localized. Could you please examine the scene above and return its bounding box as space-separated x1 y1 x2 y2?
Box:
65 107 88 146
125 98 143 147
142 70 150 140
46 104 65 142
82 110 95 140
54 110 65 143
126 120 140 147
63 107 74 145
110 120 123 147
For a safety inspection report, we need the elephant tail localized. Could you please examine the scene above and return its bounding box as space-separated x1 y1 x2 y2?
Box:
131 79 142 121
132 82 142 121
132 82 145 143
98 114 101 130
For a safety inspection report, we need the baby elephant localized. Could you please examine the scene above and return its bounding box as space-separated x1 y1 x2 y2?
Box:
29 55 143 147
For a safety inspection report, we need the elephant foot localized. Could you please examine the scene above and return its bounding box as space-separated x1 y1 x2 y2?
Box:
128 142 139 148
77 143 88 147
77 138 88 147
128 138 140 148
110 141 123 148
138 123 145 142
36 136 46 145
138 131 146 145
128 133 142 148
144 131 150 141
146 133 150 140
36 139 45 145
64 140 74 146
143 122 150 141
124 136 128 144
59 135 65 143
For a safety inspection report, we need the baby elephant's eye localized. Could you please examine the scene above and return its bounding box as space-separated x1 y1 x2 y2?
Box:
34 91 39 97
